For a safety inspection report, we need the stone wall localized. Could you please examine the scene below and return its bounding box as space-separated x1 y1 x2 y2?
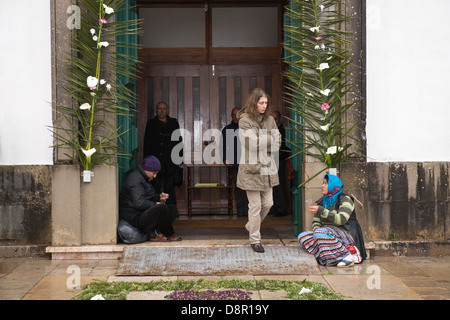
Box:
0 166 52 245
340 161 450 242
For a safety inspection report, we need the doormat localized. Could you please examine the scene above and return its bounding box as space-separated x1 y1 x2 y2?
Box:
117 246 319 276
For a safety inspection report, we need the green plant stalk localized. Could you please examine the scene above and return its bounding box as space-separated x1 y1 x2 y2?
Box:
314 2 334 167
85 0 105 170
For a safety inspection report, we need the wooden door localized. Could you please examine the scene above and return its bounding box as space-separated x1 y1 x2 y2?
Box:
138 63 281 215
136 2 284 215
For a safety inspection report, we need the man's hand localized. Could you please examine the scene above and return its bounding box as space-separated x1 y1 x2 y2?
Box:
160 192 169 203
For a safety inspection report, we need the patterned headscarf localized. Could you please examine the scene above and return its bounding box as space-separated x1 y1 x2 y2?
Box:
322 174 343 209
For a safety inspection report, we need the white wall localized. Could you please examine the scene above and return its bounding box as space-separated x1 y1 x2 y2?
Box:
0 0 53 165
366 0 450 162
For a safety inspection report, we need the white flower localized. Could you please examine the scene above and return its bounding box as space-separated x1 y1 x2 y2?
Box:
326 146 337 155
310 26 320 33
106 84 112 91
87 76 99 90
90 294 105 300
319 5 325 11
100 79 106 85
314 44 325 50
99 41 109 48
326 146 343 155
320 89 330 96
103 4 115 14
79 103 92 110
82 148 97 158
92 36 98 41
317 63 329 71
299 287 313 295
320 123 330 131
90 28 96 35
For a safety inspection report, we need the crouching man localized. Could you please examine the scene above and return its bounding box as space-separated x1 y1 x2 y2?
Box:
119 155 182 242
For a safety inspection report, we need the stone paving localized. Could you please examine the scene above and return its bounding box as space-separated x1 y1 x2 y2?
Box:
1 221 449 300
1 255 449 300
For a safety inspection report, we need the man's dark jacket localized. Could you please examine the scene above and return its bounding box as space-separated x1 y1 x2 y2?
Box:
143 116 181 175
119 165 159 221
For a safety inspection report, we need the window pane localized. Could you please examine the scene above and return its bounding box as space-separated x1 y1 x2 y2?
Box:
212 7 278 47
139 8 205 48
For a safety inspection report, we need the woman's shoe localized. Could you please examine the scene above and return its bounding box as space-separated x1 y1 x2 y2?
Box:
337 255 354 268
251 243 265 253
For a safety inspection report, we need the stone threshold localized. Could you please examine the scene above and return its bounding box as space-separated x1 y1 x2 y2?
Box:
46 245 124 260
45 239 296 260
47 239 372 260
24 240 450 260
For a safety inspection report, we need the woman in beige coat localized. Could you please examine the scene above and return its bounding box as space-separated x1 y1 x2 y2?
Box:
237 88 281 253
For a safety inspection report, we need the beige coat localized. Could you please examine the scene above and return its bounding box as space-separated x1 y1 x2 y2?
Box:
236 110 281 191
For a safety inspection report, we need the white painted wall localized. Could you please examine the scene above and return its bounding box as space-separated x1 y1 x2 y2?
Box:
0 0 53 165
366 0 450 162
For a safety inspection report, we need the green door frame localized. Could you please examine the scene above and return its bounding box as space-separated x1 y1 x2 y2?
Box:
116 0 139 191
284 2 303 236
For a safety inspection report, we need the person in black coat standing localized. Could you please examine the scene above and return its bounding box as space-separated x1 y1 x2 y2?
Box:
143 101 183 209
119 156 182 241
221 107 249 216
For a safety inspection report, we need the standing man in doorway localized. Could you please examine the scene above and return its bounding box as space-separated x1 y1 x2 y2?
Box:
221 107 249 217
144 101 183 217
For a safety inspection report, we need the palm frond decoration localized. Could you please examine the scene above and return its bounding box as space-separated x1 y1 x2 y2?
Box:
284 0 360 186
52 0 140 174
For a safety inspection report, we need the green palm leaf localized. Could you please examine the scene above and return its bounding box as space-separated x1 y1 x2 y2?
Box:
284 0 361 187
51 0 140 172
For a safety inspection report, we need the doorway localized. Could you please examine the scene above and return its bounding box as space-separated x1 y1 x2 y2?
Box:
136 2 287 217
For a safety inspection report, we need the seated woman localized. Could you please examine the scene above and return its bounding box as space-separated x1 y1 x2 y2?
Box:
298 174 366 267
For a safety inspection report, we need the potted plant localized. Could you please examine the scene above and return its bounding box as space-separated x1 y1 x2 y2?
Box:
50 0 140 246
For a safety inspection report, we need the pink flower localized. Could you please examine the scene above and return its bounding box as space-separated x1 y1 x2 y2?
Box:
321 103 330 111
99 18 107 24
315 36 322 40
